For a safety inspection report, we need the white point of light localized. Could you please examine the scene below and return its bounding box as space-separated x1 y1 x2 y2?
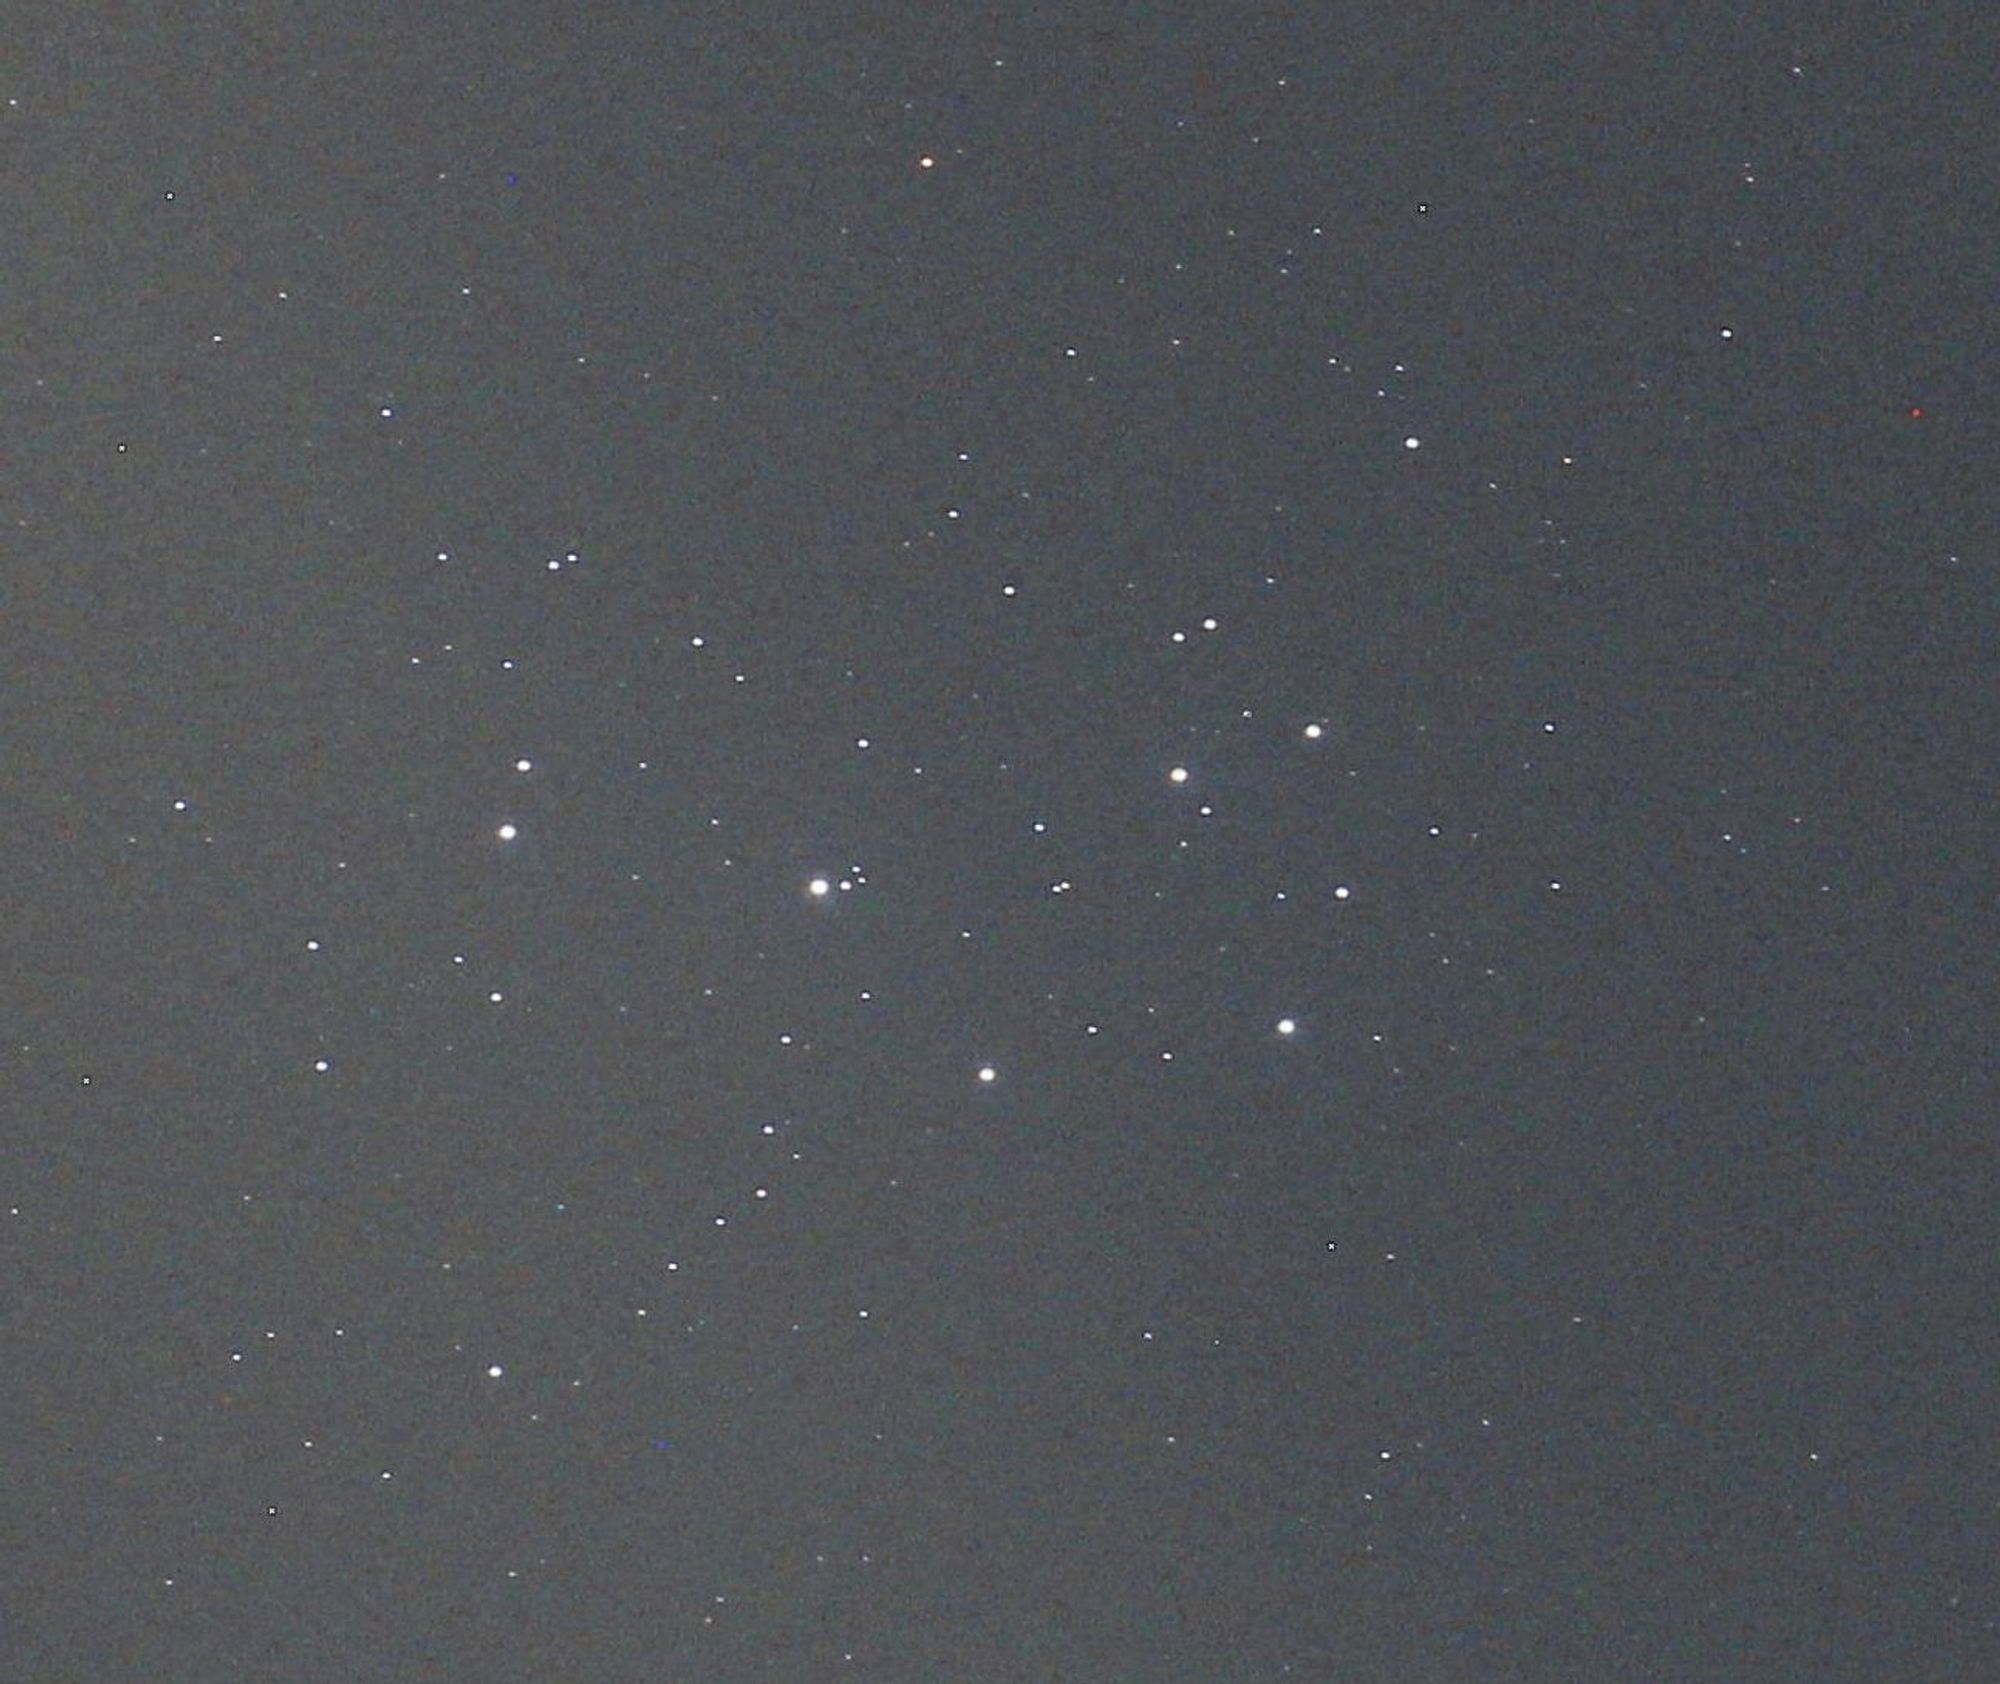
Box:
1334 885 1352 900
514 758 533 772
1276 1018 1298 1037
1404 436 1421 449
1168 766 1189 784
977 1065 998 1084
496 823 518 842
807 877 831 898
1303 722 1324 740
487 1364 504 1379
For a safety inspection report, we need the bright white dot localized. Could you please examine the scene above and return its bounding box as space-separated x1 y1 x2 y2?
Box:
514 758 533 772
1333 885 1352 900
1168 766 1189 784
855 737 871 749
488 991 504 1004
487 1364 504 1378
496 823 518 842
976 1065 997 1084
807 877 831 898
1303 722 1323 740
313 1059 330 1073
918 155 935 169
1403 436 1421 450
1276 1018 1297 1037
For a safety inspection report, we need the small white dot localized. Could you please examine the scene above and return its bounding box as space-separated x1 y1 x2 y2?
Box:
1276 1018 1297 1037
1168 766 1189 784
1403 436 1421 450
807 877 831 898
487 1364 504 1378
1333 885 1352 900
496 823 518 841
514 758 533 772
976 1065 997 1084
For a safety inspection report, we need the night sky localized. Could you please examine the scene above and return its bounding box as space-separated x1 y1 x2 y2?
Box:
4 5 1996 1680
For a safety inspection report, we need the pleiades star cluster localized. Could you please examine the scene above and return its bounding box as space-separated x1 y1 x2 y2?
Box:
2 5 1993 1681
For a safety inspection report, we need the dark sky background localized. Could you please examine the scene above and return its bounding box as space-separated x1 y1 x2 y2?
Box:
3 3 1996 1680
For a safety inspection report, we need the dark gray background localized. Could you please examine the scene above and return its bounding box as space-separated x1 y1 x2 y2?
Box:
3 3 1994 1679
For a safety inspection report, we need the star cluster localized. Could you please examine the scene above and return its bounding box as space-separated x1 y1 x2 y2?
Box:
2 7 1992 1680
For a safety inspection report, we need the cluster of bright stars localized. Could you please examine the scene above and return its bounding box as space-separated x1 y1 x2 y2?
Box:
467 735 1333 1093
